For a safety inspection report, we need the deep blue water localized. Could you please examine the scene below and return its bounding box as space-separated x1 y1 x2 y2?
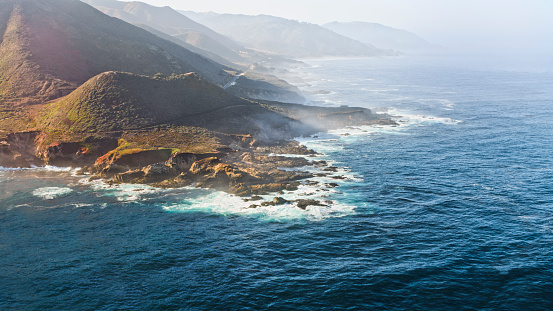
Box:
1 54 553 310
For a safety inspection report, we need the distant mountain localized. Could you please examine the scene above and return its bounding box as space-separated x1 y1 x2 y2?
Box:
82 0 271 67
134 24 236 68
180 12 394 58
323 21 435 52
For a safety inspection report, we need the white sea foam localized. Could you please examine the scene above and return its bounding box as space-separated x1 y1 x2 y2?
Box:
162 188 357 222
81 178 163 202
384 108 461 127
72 203 95 208
0 165 76 172
0 166 30 171
32 187 73 200
65 106 459 221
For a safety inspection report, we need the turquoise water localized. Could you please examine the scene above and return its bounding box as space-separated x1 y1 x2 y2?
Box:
1 54 553 310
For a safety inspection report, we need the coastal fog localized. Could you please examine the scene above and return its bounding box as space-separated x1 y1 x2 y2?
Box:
131 0 553 56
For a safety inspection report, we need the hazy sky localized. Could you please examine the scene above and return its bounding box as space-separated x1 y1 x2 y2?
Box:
123 0 553 52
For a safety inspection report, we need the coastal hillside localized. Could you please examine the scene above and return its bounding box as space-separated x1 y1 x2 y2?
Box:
39 72 253 132
81 0 253 66
323 21 435 51
80 0 305 103
38 71 315 140
181 12 394 58
0 0 234 103
0 0 304 108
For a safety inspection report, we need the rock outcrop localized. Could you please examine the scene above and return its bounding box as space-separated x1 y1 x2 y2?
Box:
0 132 41 167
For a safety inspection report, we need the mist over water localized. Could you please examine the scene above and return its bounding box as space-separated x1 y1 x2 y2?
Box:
2 53 553 309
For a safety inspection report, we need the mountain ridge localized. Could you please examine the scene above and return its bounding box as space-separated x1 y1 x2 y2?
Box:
38 71 255 132
180 11 395 58
82 0 268 67
323 21 435 51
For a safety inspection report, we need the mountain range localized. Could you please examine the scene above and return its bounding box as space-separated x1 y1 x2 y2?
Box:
0 0 304 120
323 21 435 51
181 11 394 58
81 0 268 68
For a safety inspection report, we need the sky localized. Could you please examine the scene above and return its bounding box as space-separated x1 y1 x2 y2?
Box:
124 0 553 52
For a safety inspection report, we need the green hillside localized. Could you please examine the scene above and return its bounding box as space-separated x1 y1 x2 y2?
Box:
40 71 251 132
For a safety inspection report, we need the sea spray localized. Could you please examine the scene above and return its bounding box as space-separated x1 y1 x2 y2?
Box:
32 187 73 200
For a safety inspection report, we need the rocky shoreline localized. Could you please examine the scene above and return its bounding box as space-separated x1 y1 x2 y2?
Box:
89 139 354 210
1 106 397 209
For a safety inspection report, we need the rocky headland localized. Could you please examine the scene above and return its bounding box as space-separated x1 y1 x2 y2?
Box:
0 0 398 209
1 103 395 209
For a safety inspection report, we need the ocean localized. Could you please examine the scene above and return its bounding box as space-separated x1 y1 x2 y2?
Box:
1 53 553 310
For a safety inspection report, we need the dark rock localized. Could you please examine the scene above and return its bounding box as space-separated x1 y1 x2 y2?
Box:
142 163 177 182
326 183 339 188
273 197 289 205
260 196 290 206
230 183 281 196
189 157 220 175
190 157 251 190
311 160 328 166
304 180 319 186
113 163 176 184
154 172 193 188
114 149 174 169
323 166 339 172
0 131 41 167
95 148 174 175
295 199 328 210
243 195 264 202
38 137 118 167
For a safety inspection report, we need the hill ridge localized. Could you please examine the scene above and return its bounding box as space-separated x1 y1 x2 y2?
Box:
39 71 252 132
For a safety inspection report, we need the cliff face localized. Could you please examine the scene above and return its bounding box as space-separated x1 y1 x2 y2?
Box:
0 131 41 167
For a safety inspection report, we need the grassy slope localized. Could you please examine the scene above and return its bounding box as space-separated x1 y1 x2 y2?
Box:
39 72 252 132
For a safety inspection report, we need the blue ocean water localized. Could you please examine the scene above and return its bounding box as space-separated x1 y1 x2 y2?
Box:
1 53 553 310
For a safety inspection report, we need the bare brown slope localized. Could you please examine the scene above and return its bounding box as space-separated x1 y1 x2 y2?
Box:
0 0 233 103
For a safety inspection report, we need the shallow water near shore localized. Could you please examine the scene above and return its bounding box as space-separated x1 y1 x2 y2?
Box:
2 53 553 309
